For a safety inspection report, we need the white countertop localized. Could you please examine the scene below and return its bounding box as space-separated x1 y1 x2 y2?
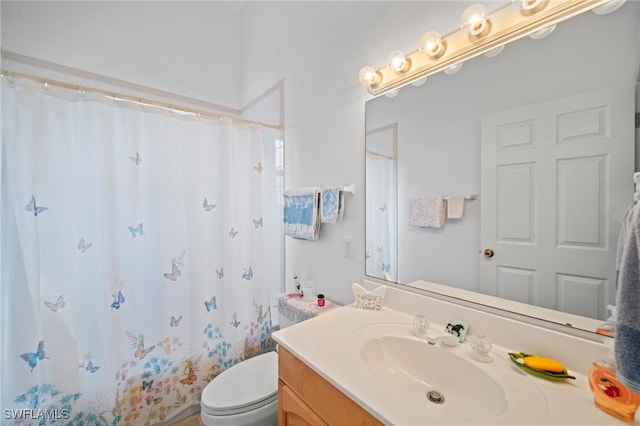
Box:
272 303 639 426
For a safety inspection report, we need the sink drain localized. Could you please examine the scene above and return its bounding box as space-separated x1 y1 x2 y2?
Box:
426 390 445 404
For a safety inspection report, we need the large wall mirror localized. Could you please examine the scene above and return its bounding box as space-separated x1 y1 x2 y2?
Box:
365 1 640 334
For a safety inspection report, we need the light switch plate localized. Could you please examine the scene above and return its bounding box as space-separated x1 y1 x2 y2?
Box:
344 236 354 258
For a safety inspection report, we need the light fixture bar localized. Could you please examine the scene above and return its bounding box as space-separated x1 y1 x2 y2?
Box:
366 0 610 96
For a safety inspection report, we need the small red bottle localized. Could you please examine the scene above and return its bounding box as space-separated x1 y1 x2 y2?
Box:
317 294 325 307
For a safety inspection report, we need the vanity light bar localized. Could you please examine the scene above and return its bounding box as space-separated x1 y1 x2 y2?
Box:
361 0 612 96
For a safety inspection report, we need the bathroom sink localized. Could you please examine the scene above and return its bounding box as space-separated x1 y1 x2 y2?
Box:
346 322 550 425
360 336 507 417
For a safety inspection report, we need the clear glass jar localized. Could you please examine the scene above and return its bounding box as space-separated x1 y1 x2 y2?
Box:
412 314 430 338
302 281 316 301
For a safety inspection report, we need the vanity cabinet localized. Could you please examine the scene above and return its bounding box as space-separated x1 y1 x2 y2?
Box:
278 346 382 426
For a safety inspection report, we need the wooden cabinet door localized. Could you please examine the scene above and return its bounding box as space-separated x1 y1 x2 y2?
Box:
279 381 328 426
278 347 383 426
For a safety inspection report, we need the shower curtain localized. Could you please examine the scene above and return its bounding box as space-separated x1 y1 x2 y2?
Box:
365 152 396 280
0 76 279 425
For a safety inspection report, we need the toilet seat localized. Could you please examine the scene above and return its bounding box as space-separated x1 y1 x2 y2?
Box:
201 351 278 416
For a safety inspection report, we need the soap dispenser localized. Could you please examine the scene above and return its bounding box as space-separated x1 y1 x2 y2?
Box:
588 338 640 422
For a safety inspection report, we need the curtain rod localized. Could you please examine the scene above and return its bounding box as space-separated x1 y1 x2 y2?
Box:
366 150 394 160
1 70 282 131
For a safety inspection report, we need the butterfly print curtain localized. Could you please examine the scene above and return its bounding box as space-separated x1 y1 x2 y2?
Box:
1 76 278 425
365 153 396 280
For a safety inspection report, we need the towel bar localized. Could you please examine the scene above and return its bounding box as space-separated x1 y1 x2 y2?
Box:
342 184 356 194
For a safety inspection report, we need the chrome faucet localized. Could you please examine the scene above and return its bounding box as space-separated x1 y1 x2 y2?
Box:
426 334 460 347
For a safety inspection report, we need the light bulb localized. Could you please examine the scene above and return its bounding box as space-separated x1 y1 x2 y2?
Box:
358 66 381 88
461 4 489 36
385 89 399 98
529 24 556 39
592 0 626 15
386 50 410 73
484 45 504 58
519 0 542 11
419 31 445 59
444 62 463 75
411 76 428 87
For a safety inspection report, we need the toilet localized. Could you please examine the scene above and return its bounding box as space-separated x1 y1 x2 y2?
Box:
200 350 278 426
200 296 338 425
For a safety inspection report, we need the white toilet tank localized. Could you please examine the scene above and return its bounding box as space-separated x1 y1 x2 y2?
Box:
277 293 339 330
278 313 296 329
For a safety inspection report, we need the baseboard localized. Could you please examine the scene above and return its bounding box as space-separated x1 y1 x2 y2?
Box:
162 404 200 425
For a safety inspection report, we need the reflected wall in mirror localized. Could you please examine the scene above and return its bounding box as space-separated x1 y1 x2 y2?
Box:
365 1 640 334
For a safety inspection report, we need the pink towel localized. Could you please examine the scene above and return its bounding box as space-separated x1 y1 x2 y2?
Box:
408 196 447 228
446 195 465 219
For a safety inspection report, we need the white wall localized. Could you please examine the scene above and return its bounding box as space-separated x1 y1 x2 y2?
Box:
239 1 500 305
1 1 241 109
1 0 521 307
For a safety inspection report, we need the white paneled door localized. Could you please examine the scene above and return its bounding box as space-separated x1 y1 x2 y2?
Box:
480 86 635 320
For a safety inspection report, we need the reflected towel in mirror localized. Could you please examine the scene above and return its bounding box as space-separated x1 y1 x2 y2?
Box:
284 187 321 240
445 195 465 219
408 196 447 228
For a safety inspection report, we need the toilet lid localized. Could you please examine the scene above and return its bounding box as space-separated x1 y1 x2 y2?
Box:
201 351 278 415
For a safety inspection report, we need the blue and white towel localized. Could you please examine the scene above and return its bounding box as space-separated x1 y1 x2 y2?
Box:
320 187 344 223
615 201 640 393
283 187 321 240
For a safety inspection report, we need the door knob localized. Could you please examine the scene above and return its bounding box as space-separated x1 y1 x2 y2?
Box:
483 248 495 258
